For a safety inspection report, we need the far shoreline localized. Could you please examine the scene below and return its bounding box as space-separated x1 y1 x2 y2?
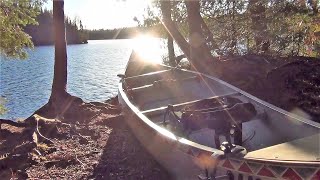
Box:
33 36 164 46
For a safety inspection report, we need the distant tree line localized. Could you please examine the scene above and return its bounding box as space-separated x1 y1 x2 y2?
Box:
24 9 88 46
86 25 165 40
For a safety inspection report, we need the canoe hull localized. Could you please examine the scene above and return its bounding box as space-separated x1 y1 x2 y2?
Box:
119 80 320 180
118 87 203 179
118 53 320 179
119 83 245 179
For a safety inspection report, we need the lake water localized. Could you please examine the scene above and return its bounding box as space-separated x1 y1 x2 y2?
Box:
0 39 168 120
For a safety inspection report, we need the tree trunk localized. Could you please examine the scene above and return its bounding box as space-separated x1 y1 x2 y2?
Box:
230 0 237 55
249 0 269 53
199 17 219 52
160 1 176 66
185 0 214 72
160 1 191 61
50 0 68 99
167 34 176 66
48 0 69 115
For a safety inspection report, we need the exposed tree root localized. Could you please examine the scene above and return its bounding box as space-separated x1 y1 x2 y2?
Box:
0 95 172 179
0 95 118 178
0 119 27 128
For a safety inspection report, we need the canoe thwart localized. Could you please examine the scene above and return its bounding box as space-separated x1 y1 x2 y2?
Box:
142 92 242 116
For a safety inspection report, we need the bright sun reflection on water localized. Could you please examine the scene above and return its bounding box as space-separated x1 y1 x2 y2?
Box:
133 35 163 64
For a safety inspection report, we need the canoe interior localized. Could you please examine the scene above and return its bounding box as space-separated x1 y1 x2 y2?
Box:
122 62 320 163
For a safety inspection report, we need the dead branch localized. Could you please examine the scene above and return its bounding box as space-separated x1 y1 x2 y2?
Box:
75 155 85 169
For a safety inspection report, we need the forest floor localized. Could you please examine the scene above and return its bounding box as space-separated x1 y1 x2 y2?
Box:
211 55 320 122
0 54 319 180
0 96 171 179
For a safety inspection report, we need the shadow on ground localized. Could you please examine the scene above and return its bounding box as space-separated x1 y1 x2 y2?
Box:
91 114 172 180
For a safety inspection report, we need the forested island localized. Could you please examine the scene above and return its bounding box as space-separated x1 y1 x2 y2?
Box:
24 9 88 45
87 25 165 40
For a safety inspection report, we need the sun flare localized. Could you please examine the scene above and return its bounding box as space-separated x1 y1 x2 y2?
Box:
133 35 163 64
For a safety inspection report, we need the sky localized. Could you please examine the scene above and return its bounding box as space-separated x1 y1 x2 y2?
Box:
44 0 152 30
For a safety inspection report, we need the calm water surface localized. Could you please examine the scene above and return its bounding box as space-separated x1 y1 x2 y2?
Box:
0 39 167 119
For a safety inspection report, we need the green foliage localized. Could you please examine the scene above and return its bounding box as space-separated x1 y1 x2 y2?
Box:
200 0 320 57
143 1 188 37
201 0 250 55
147 0 319 57
261 1 319 56
0 0 44 59
142 5 160 27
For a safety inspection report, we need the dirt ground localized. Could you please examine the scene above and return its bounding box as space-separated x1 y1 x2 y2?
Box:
0 97 172 179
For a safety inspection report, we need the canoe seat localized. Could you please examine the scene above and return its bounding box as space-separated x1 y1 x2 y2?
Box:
142 92 241 117
123 69 195 89
128 76 204 110
152 75 199 87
